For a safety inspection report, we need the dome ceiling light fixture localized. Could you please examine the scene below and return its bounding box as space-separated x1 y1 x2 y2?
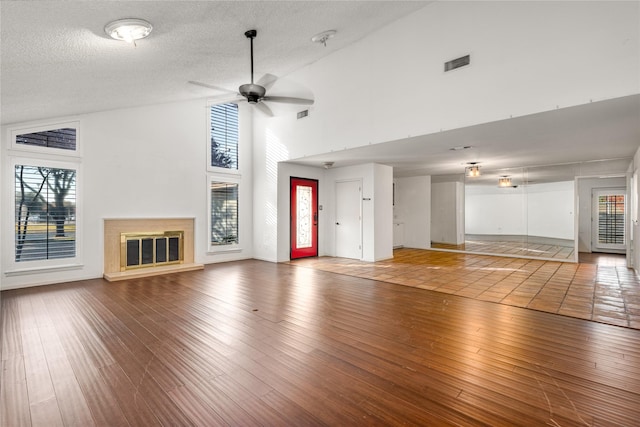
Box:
105 18 153 45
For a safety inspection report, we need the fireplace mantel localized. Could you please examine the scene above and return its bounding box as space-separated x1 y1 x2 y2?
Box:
103 218 203 281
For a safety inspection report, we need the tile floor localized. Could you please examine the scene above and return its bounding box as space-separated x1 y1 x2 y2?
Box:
291 248 640 330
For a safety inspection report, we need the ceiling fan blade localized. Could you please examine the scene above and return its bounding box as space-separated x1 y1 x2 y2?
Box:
254 102 274 117
256 73 278 90
188 80 237 94
208 94 245 104
262 95 314 105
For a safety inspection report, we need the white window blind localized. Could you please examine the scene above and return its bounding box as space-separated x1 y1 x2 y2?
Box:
210 103 238 169
210 182 238 245
598 195 625 245
15 165 77 262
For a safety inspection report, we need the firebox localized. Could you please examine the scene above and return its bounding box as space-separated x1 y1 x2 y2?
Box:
120 231 184 271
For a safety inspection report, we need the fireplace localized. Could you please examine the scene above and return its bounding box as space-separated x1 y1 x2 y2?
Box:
104 218 202 281
121 231 183 271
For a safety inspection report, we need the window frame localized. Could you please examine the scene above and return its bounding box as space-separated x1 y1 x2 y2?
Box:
207 174 241 254
206 101 240 175
7 156 83 274
10 120 82 158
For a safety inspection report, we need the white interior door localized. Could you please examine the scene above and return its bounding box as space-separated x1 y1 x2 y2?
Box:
335 180 362 259
592 188 626 253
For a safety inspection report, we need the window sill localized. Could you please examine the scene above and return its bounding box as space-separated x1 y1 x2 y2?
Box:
5 263 84 277
207 247 243 255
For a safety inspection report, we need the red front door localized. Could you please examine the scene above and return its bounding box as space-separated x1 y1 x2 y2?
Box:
290 177 318 259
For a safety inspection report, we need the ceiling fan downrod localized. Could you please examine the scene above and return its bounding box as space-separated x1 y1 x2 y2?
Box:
245 29 257 84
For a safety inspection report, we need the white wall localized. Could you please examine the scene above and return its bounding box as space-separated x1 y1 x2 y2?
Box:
373 164 394 261
431 181 464 245
2 99 254 289
632 148 640 272
263 1 639 161
465 181 574 240
252 1 639 261
395 176 432 249
527 181 575 240
465 185 527 236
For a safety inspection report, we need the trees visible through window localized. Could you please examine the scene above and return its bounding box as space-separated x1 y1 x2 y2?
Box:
210 103 238 169
210 182 238 246
15 165 77 262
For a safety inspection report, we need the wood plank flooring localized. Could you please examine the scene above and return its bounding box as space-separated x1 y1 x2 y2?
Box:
2 259 640 426
293 248 640 329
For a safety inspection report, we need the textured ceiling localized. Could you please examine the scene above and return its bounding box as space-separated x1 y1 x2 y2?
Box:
0 1 429 125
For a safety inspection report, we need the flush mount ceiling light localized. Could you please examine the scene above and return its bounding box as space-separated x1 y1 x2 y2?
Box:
465 162 481 177
498 176 512 187
105 18 153 44
311 30 337 47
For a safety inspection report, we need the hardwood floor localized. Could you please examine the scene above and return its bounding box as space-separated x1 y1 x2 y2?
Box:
2 260 640 426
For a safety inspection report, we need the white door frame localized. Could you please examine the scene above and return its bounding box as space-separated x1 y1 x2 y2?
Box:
592 187 627 254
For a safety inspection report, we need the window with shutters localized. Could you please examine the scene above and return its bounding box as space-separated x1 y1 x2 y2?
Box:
207 102 242 252
209 180 239 247
208 103 238 171
597 194 625 245
7 121 82 272
14 164 77 262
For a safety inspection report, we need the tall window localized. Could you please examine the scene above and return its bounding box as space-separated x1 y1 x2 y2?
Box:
210 103 238 170
15 165 77 262
9 122 81 269
210 182 238 246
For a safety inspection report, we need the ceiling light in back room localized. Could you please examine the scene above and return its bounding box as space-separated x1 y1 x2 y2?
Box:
465 162 481 177
105 18 153 44
498 176 512 187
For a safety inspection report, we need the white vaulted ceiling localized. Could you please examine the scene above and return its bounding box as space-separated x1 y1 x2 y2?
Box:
0 1 429 125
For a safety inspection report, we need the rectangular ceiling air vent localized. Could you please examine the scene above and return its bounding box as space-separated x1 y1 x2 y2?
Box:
297 109 309 119
444 54 470 72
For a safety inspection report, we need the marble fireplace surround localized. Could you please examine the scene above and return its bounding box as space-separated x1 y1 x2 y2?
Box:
103 218 203 282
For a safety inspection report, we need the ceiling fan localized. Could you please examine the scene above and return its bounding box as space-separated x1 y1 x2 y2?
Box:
189 30 314 116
